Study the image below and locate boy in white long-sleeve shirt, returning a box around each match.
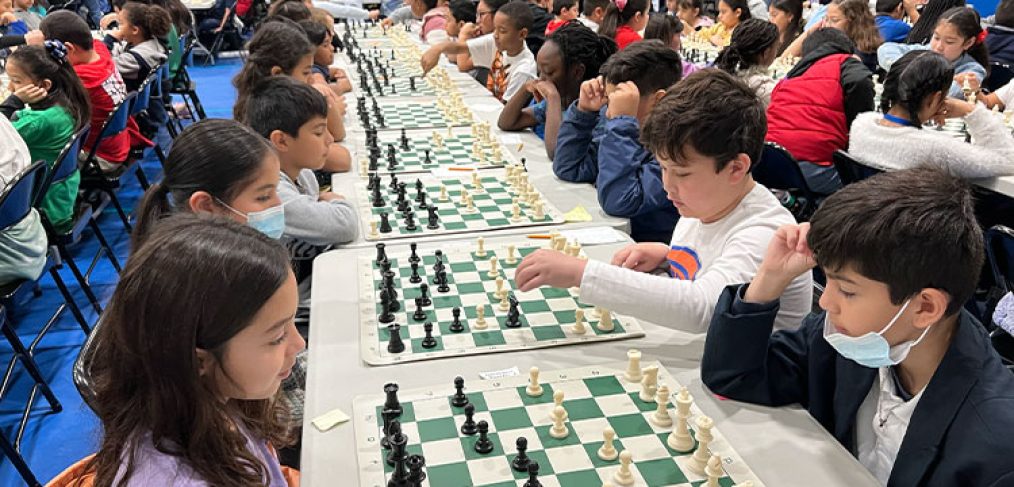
[515,69,812,333]
[245,77,358,292]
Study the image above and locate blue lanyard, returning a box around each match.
[883,113,918,127]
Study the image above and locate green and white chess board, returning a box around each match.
[359,240,644,365]
[357,167,565,241]
[360,131,513,175]
[357,101,471,131]
[353,362,764,486]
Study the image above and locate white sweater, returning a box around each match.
[579,183,813,333]
[848,107,1014,178]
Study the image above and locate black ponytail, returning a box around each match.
[123,2,173,40]
[549,21,619,82]
[598,0,649,38]
[879,50,953,127]
[714,18,778,72]
[8,42,91,131]
[904,0,964,44]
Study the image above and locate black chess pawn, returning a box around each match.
[474,420,494,454]
[449,307,464,332]
[451,376,469,407]
[404,212,418,231]
[413,297,427,322]
[409,261,422,283]
[436,270,451,293]
[427,206,440,229]
[460,403,477,435]
[375,243,387,265]
[384,271,400,306]
[511,437,531,472]
[400,128,410,150]
[406,454,426,487]
[417,192,429,210]
[523,461,542,487]
[424,149,432,165]
[432,250,445,273]
[418,283,432,306]
[410,76,416,91]
[379,213,393,233]
[420,322,437,349]
[387,324,406,353]
[414,180,426,202]
[389,173,400,191]
[383,382,403,416]
[379,291,396,324]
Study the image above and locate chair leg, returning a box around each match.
[49,267,91,335]
[135,163,151,190]
[0,430,41,487]
[87,216,122,273]
[104,189,133,233]
[153,145,167,170]
[187,89,207,120]
[55,243,103,316]
[1,321,62,413]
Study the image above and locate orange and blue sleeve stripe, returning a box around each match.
[667,245,702,281]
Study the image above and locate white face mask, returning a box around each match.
[823,299,932,368]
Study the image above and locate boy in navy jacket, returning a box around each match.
[552,39,680,242]
[702,167,1014,486]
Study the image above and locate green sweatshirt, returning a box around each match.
[13,105,78,232]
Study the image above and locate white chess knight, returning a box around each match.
[624,350,643,383]
[474,306,488,330]
[687,415,716,476]
[668,387,696,452]
[526,367,543,396]
[572,309,587,335]
[613,450,635,485]
[640,365,659,402]
[597,427,619,461]
[550,405,569,438]
[651,385,673,427]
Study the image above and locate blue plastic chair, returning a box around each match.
[80,91,142,232]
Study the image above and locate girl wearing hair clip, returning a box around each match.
[598,0,650,49]
[1,40,92,233]
[878,6,989,99]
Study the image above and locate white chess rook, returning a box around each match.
[624,350,643,383]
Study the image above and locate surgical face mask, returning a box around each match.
[216,198,286,239]
[823,299,932,368]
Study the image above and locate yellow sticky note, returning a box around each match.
[563,206,593,223]
[312,407,350,432]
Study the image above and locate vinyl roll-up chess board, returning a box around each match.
[352,362,765,487]
[354,98,473,132]
[358,240,644,365]
[357,126,516,175]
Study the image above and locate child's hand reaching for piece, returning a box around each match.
[577,77,607,113]
[606,81,640,119]
[13,84,47,104]
[420,45,442,75]
[610,243,669,272]
[514,249,588,291]
[746,223,816,303]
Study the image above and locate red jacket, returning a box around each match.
[766,53,851,167]
[614,25,642,50]
[74,40,130,163]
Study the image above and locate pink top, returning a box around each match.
[421,7,448,42]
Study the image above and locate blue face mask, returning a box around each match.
[217,199,286,239]
[823,299,932,368]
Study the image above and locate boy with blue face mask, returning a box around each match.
[701,167,1014,486]
[244,77,359,294]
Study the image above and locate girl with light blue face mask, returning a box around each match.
[132,119,287,248]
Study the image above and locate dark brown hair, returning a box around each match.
[85,213,294,486]
[808,167,983,316]
[830,0,883,53]
[232,20,313,122]
[8,44,91,131]
[122,2,172,40]
[640,69,765,171]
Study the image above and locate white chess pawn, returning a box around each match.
[487,256,499,278]
[668,387,696,452]
[495,276,506,299]
[505,245,517,264]
[474,306,488,330]
[476,237,487,257]
[572,309,587,335]
[464,193,477,213]
[652,385,673,427]
[596,308,615,332]
[565,242,579,257]
[526,366,543,396]
[499,291,510,311]
[553,390,568,421]
[706,454,723,487]
[597,427,618,460]
[687,415,715,476]
[511,203,523,222]
[624,350,643,383]
[640,365,659,402]
[613,450,635,485]
[550,406,569,439]
[369,221,378,238]
[533,201,545,220]
[439,185,448,201]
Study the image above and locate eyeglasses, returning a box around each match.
[477,9,493,17]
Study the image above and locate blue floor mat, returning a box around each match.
[0,58,243,486]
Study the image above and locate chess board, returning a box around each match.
[353,361,765,486]
[358,241,644,365]
[360,131,514,174]
[356,101,471,131]
[366,76,437,97]
[356,167,565,241]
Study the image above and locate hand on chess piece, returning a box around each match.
[514,249,588,292]
[319,192,346,202]
[24,30,44,45]
[744,223,816,303]
[12,83,47,104]
[605,81,641,119]
[526,79,560,104]
[369,9,381,20]
[610,243,670,272]
[953,73,981,94]
[577,76,608,113]
[381,17,395,28]
[421,45,443,75]
[940,98,975,120]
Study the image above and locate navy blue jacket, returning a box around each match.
[702,284,1014,487]
[987,25,1014,66]
[552,101,678,243]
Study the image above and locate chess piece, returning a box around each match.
[533,202,545,220]
[375,243,388,264]
[668,386,696,452]
[476,237,487,257]
[436,270,450,293]
[449,307,465,332]
[511,202,523,222]
[652,385,673,427]
[439,185,448,201]
[495,276,506,299]
[408,242,420,263]
[526,367,543,396]
[640,365,659,402]
[421,322,437,349]
[473,306,488,330]
[706,454,723,487]
[686,415,715,475]
[379,291,396,324]
[380,407,399,449]
[460,403,478,435]
[464,193,476,213]
[406,454,426,487]
[624,350,643,383]
[473,420,494,454]
[385,420,408,467]
[451,376,469,407]
[369,220,379,238]
[550,406,569,438]
[409,262,421,284]
[383,383,403,417]
[512,437,531,472]
[572,309,587,334]
[505,295,521,327]
[523,461,542,487]
[613,451,635,485]
[499,292,510,311]
[553,390,568,421]
[426,206,440,229]
[387,324,406,353]
[379,212,393,233]
[400,128,409,150]
[413,297,427,322]
[419,283,432,306]
[404,211,418,231]
[598,427,619,461]
[505,245,517,264]
[487,256,499,278]
[596,308,615,332]
[389,451,410,487]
